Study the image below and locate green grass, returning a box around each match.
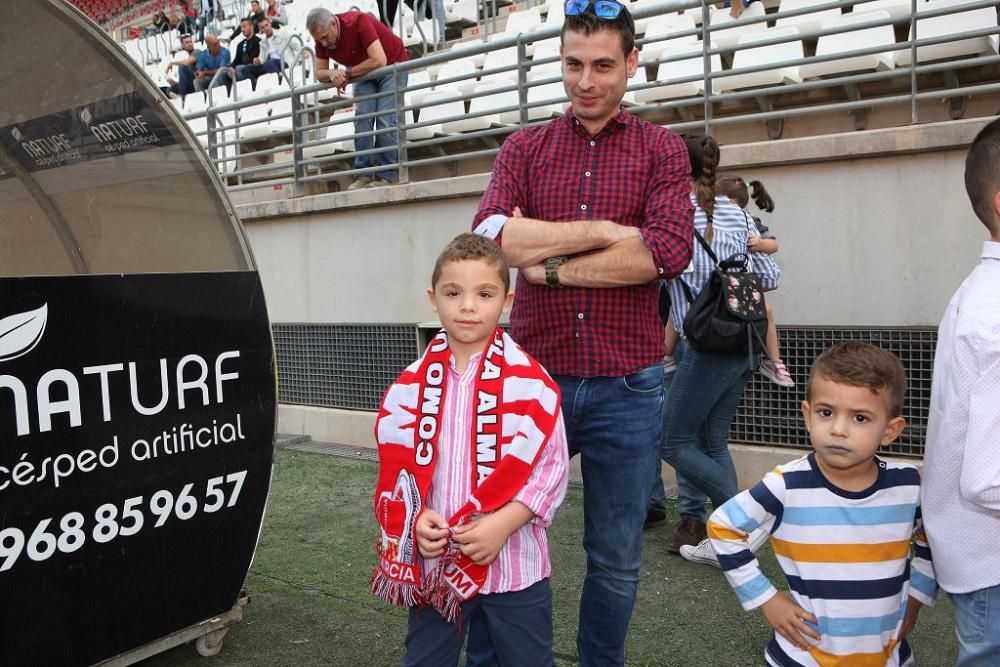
[142,449,958,666]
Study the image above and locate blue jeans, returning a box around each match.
[235,58,282,85]
[353,71,406,183]
[170,64,197,97]
[950,584,1000,666]
[402,579,553,667]
[659,340,754,515]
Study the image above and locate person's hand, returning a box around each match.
[415,509,449,559]
[166,62,175,74]
[747,236,761,252]
[451,513,511,566]
[196,71,206,80]
[330,68,348,90]
[521,263,546,285]
[253,57,261,65]
[511,206,523,217]
[899,597,923,640]
[760,591,820,650]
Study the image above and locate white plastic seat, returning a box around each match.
[268,97,296,135]
[234,78,255,101]
[238,98,273,140]
[641,13,698,64]
[434,56,480,96]
[443,78,518,132]
[303,111,355,160]
[530,38,562,77]
[716,27,804,91]
[709,1,768,49]
[847,0,922,19]
[255,72,282,95]
[404,69,434,108]
[481,47,522,82]
[444,40,489,71]
[896,0,998,65]
[518,77,568,121]
[800,11,896,78]
[414,90,464,138]
[775,0,844,35]
[542,0,565,25]
[497,7,542,37]
[634,43,723,101]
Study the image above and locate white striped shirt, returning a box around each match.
[709,454,937,667]
[666,195,781,333]
[418,351,569,594]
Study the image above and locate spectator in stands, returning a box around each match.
[195,0,214,42]
[230,0,266,40]
[163,33,201,98]
[655,134,779,565]
[922,117,1000,667]
[177,0,198,34]
[265,0,287,28]
[469,2,694,664]
[236,17,289,85]
[151,10,170,34]
[307,7,409,190]
[228,18,262,87]
[193,34,233,92]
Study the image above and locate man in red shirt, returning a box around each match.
[470,1,693,664]
[307,8,409,190]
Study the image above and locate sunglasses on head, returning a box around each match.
[564,0,627,19]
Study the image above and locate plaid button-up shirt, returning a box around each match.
[473,109,694,378]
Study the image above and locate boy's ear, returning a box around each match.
[426,287,438,313]
[881,416,906,446]
[502,291,514,314]
[800,400,812,431]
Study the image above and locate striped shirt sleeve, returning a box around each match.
[709,469,786,611]
[512,412,569,527]
[745,217,781,291]
[909,502,938,606]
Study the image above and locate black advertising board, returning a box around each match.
[0,271,276,666]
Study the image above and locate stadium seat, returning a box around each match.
[481,46,523,83]
[303,111,356,160]
[775,0,844,34]
[716,27,805,91]
[433,56,480,96]
[709,1,768,48]
[519,76,568,121]
[530,38,562,76]
[411,89,464,139]
[442,77,519,132]
[634,42,723,101]
[847,0,923,19]
[641,13,699,64]
[800,10,896,78]
[896,0,998,65]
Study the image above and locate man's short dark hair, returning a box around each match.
[965,118,1000,234]
[240,17,253,25]
[560,2,635,58]
[807,342,907,417]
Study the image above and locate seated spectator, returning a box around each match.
[193,34,233,92]
[236,17,289,85]
[230,0,266,40]
[178,0,198,34]
[227,18,262,87]
[265,0,288,28]
[162,33,201,98]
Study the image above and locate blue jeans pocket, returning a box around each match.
[621,365,664,395]
[952,590,989,643]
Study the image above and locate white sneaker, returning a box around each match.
[347,176,373,190]
[679,538,720,568]
[680,529,770,569]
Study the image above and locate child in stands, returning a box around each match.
[717,174,794,388]
[371,233,568,667]
[709,342,936,666]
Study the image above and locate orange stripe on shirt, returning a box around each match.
[808,639,897,667]
[707,520,747,542]
[770,537,910,562]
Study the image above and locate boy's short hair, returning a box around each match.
[561,2,635,58]
[965,117,1000,233]
[431,233,511,292]
[807,342,906,417]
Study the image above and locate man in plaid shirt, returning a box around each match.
[470,2,694,663]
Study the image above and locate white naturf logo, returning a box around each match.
[0,305,48,362]
[0,304,241,437]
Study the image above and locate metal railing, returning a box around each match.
[175,0,1000,192]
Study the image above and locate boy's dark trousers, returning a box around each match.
[401,578,553,667]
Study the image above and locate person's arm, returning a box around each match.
[314,54,336,84]
[247,36,261,63]
[958,344,1000,510]
[450,501,535,566]
[512,412,569,528]
[523,132,695,288]
[746,220,781,291]
[748,236,779,254]
[471,137,637,267]
[900,501,937,638]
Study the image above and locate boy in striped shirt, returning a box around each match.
[709,342,937,666]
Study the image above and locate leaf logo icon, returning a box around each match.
[0,304,48,362]
[80,108,93,125]
[11,127,22,141]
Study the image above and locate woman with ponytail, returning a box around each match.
[648,135,780,564]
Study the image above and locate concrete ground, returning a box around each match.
[141,447,959,666]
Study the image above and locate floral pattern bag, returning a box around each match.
[680,230,769,364]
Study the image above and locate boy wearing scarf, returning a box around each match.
[371,233,569,666]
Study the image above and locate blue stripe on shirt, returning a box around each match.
[910,570,936,599]
[781,503,917,526]
[721,498,761,533]
[733,572,774,605]
[814,609,903,637]
[786,572,909,600]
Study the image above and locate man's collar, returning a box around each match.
[562,106,630,135]
[983,240,1000,260]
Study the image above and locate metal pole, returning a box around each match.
[394,65,410,184]
[701,0,712,134]
[291,88,306,196]
[910,0,918,123]
[517,39,529,125]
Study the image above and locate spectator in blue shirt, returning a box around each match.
[194,34,232,92]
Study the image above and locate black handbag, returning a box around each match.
[679,229,769,367]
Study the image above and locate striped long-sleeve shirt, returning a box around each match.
[709,454,937,667]
[418,350,569,594]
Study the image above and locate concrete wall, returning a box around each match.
[242,117,992,328]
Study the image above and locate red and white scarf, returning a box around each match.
[370,328,561,622]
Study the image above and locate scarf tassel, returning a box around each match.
[370,569,423,608]
[422,545,464,624]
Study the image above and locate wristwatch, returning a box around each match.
[544,256,568,288]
